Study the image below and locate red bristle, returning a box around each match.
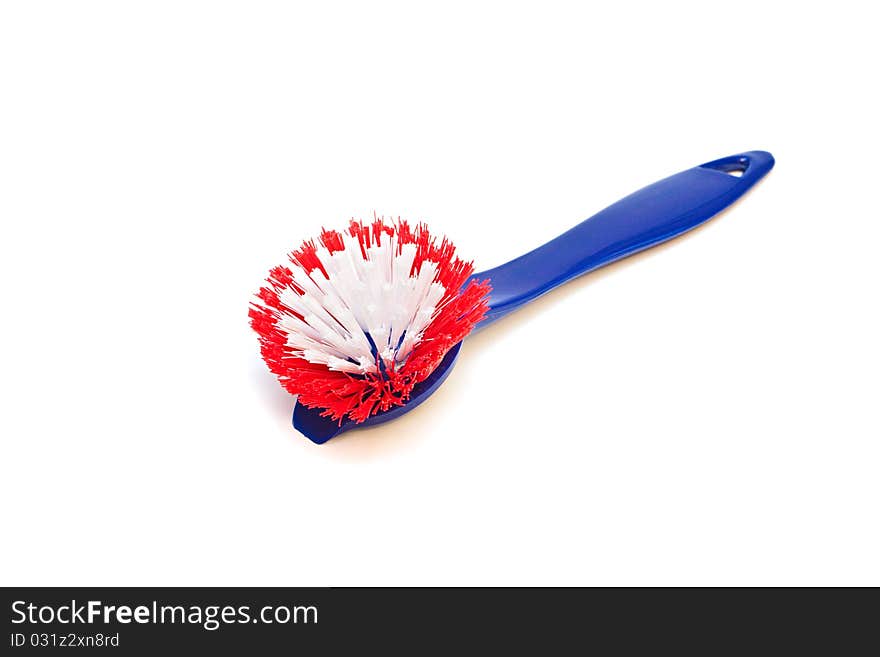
[290,239,328,277]
[319,228,345,254]
[267,265,294,288]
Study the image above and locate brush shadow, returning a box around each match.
[309,365,466,460]
[258,175,771,459]
[465,182,770,352]
[250,359,296,419]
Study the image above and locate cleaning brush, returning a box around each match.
[251,150,774,443]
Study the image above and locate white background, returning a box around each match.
[1,1,878,586]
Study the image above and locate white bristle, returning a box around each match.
[279,234,448,374]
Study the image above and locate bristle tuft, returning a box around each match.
[251,217,491,424]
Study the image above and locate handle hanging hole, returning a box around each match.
[701,155,750,177]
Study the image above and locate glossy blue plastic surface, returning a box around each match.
[293,150,774,443]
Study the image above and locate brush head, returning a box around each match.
[250,217,491,424]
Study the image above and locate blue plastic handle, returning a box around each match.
[472,150,774,326]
